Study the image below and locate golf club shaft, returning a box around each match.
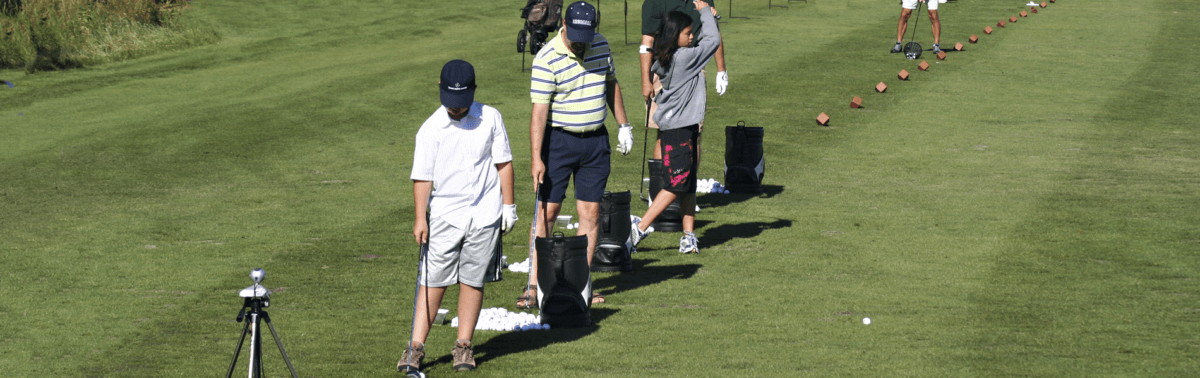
[639,98,651,200]
[405,242,427,367]
[526,187,540,300]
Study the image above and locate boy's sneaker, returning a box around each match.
[679,232,699,254]
[397,342,424,373]
[890,42,903,53]
[627,216,652,252]
[452,340,476,372]
[932,43,942,54]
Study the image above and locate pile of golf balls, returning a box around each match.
[450,307,549,331]
[697,178,730,194]
[565,222,580,230]
[507,257,532,273]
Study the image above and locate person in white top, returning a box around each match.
[892,0,942,54]
[400,60,516,373]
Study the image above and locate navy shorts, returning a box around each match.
[539,125,611,203]
[660,125,699,194]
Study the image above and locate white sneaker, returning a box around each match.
[627,216,652,253]
[679,232,699,254]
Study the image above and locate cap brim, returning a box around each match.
[565,26,594,43]
[440,89,474,109]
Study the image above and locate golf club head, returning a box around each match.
[404,370,426,378]
[904,42,923,60]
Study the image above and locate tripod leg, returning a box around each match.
[264,313,300,378]
[225,320,251,378]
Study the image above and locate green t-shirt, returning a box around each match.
[641,0,718,39]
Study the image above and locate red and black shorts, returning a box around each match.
[659,125,699,194]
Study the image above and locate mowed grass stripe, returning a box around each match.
[964,0,1200,375]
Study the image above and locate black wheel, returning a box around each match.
[517,29,528,53]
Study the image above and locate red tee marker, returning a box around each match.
[817,113,830,126]
[998,20,1006,28]
[1021,11,1028,17]
[1040,2,1047,7]
[954,42,965,51]
[1010,16,1018,23]
[937,51,947,60]
[918,61,930,71]
[970,35,979,43]
[898,69,910,80]
[851,96,863,109]
[875,82,888,93]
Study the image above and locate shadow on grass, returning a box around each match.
[433,308,619,368]
[592,258,702,298]
[696,184,785,210]
[699,218,793,248]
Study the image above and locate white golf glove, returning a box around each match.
[617,123,634,155]
[715,71,729,95]
[501,204,518,235]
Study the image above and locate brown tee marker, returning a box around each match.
[875,82,888,93]
[970,34,979,43]
[1032,7,1038,13]
[984,26,993,34]
[1010,16,1018,23]
[998,20,1006,28]
[954,42,965,51]
[1021,11,1028,17]
[817,113,830,126]
[937,51,947,60]
[1040,2,1047,7]
[850,96,863,109]
[898,69,910,80]
[918,61,930,71]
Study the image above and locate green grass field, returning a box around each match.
[3,0,1199,376]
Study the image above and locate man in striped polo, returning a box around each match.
[523,1,632,306]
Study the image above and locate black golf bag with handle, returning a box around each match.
[593,191,633,272]
[517,0,563,55]
[535,232,592,328]
[724,121,765,193]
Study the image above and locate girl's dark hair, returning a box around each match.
[653,11,693,70]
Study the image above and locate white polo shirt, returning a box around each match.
[411,102,513,230]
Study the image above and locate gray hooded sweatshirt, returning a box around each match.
[650,8,721,130]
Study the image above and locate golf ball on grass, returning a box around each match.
[863,317,871,325]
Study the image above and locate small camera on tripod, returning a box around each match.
[225,268,298,378]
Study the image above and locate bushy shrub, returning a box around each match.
[0,0,216,71]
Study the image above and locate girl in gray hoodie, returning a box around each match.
[629,0,721,254]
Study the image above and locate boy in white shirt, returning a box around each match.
[399,60,517,373]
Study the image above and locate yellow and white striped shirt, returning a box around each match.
[530,29,616,133]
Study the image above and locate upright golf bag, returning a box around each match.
[593,191,633,272]
[535,233,592,328]
[724,121,765,193]
[647,159,684,232]
[517,0,563,55]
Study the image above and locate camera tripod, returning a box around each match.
[225,294,298,378]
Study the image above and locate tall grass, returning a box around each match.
[0,0,217,71]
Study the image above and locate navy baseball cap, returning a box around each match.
[439,59,476,108]
[564,1,597,43]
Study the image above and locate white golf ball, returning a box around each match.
[863,317,871,325]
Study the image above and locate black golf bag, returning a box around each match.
[593,191,633,272]
[724,121,765,193]
[518,0,563,55]
[535,233,592,328]
[647,159,685,232]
